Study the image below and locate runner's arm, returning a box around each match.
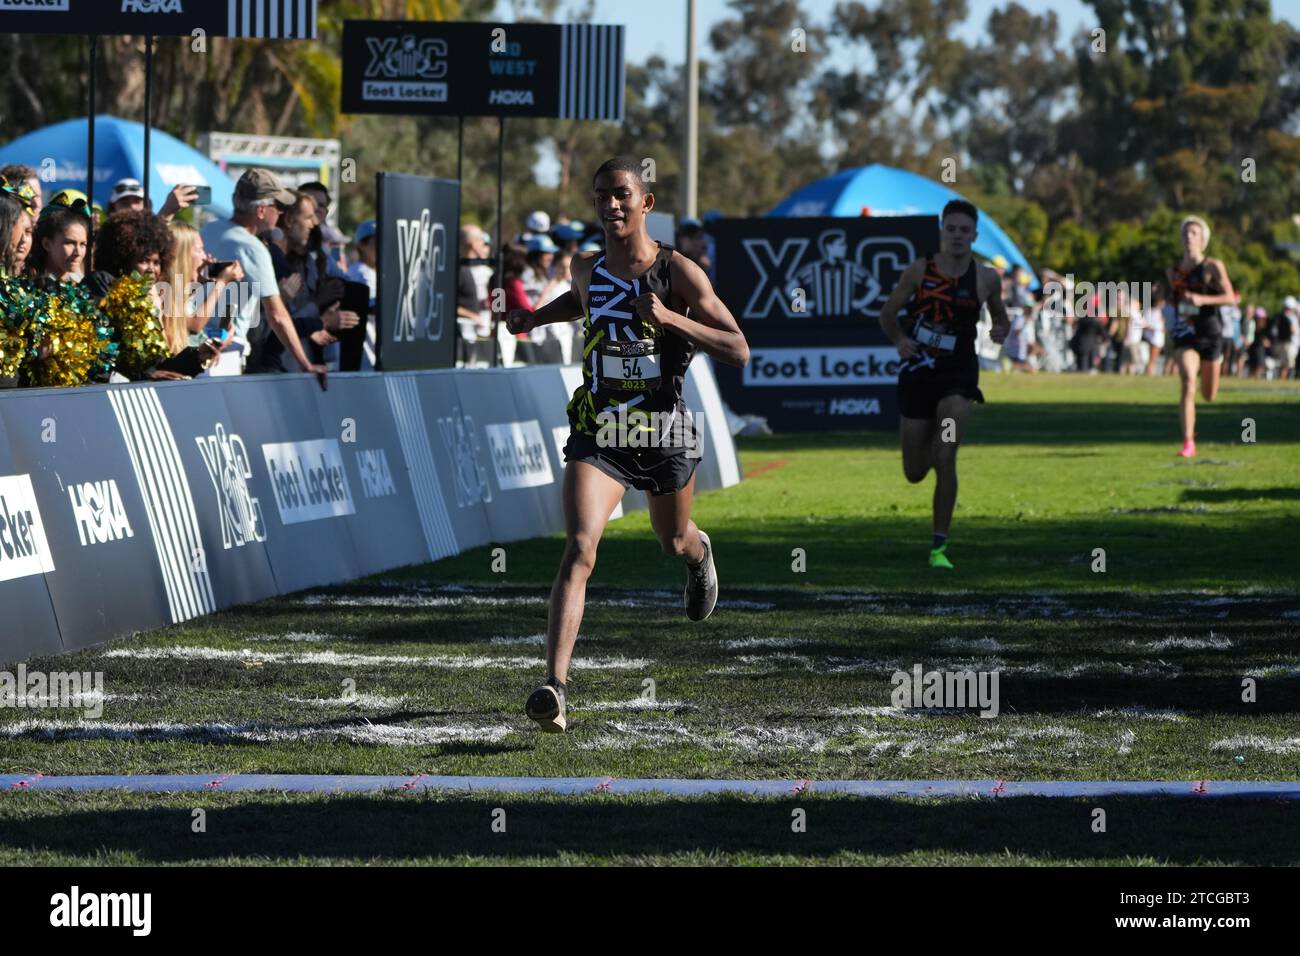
[634,253,749,367]
[1189,260,1236,307]
[879,259,924,357]
[983,267,1011,344]
[506,254,592,333]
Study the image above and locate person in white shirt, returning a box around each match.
[199,168,325,377]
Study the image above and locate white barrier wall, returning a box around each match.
[0,363,742,664]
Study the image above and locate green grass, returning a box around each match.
[2,373,1298,865]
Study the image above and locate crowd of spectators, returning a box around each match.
[985,258,1300,380]
[454,209,712,367]
[0,164,371,387]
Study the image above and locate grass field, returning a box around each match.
[2,373,1298,866]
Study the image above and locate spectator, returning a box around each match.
[545,251,580,364]
[552,220,584,255]
[675,217,711,272]
[0,164,42,218]
[1246,307,1270,379]
[251,190,357,373]
[1140,285,1168,376]
[455,224,494,366]
[165,220,242,357]
[492,243,532,366]
[27,206,89,282]
[199,168,325,377]
[1071,300,1105,374]
[344,218,378,370]
[522,234,558,302]
[520,210,550,244]
[82,209,172,299]
[1273,297,1298,379]
[107,178,146,216]
[0,192,32,277]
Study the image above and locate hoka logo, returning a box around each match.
[122,0,182,12]
[489,90,534,105]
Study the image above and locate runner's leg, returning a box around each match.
[1177,347,1200,441]
[647,472,704,563]
[931,394,972,537]
[1200,355,1222,402]
[901,416,936,484]
[546,460,626,682]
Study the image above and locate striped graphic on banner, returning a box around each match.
[384,376,458,561]
[227,0,318,39]
[559,24,624,120]
[107,388,216,624]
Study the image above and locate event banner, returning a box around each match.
[0,362,740,665]
[0,0,317,38]
[708,216,938,431]
[376,172,460,371]
[341,19,624,120]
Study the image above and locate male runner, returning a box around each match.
[877,199,1010,569]
[507,156,750,732]
[1167,216,1236,457]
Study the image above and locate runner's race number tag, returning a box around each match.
[1177,301,1200,317]
[600,339,662,392]
[913,320,957,352]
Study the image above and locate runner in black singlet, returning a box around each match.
[878,200,1010,570]
[506,156,750,733]
[1167,215,1236,458]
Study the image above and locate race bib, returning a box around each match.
[913,320,956,352]
[599,339,662,392]
[1177,301,1199,317]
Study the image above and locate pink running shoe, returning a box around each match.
[1179,438,1196,458]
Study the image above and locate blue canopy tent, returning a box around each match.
[770,163,1037,286]
[0,116,238,219]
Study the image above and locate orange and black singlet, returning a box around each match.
[901,257,981,374]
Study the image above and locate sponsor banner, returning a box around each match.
[0,365,741,664]
[309,374,433,577]
[709,215,936,431]
[342,20,624,120]
[745,347,903,386]
[377,173,459,371]
[261,439,356,525]
[0,389,175,649]
[0,0,318,38]
[220,377,365,593]
[403,372,490,555]
[451,371,553,544]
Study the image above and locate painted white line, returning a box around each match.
[101,647,651,670]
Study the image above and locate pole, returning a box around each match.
[87,35,98,221]
[456,115,464,185]
[493,116,505,368]
[683,0,699,220]
[143,34,153,210]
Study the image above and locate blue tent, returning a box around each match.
[0,115,238,219]
[770,163,1036,284]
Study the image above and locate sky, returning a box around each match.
[573,0,1300,64]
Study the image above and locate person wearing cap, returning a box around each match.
[552,220,585,255]
[1167,215,1237,457]
[1267,295,1299,380]
[675,217,711,272]
[110,176,204,223]
[522,210,551,242]
[198,168,326,377]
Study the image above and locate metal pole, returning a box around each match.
[493,116,505,368]
[87,35,98,217]
[456,114,464,185]
[683,0,699,220]
[143,34,153,210]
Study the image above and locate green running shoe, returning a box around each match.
[929,544,954,569]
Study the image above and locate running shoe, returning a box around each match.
[685,530,718,622]
[929,544,955,569]
[525,677,567,733]
[1179,438,1196,458]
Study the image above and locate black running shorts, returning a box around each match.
[898,365,985,420]
[563,430,700,496]
[1174,334,1224,362]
